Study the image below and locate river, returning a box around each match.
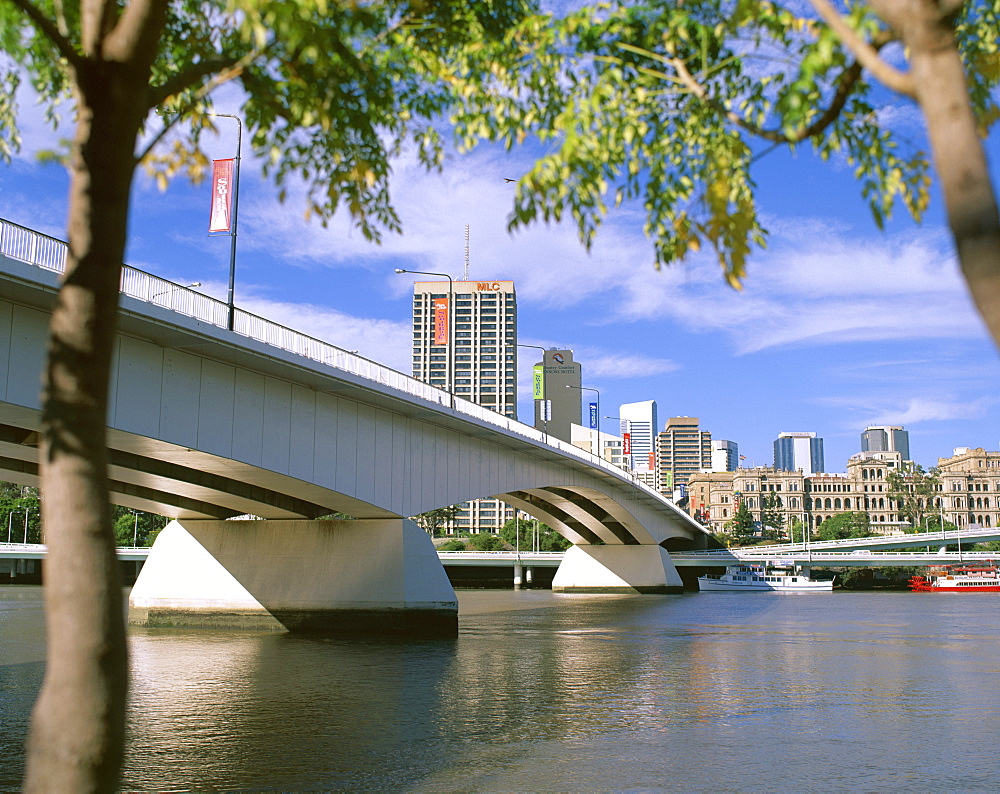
[3,585,1000,791]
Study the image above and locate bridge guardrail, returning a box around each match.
[1,218,683,515]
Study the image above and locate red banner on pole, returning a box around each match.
[209,159,235,232]
[433,297,449,345]
[622,432,631,455]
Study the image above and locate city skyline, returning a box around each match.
[1,84,998,473]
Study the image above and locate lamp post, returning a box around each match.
[566,384,600,457]
[395,268,455,407]
[605,415,633,472]
[518,344,548,437]
[209,113,243,331]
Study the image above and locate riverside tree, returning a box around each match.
[0,0,536,788]
[449,0,1000,345]
[413,506,461,538]
[759,491,786,539]
[886,462,941,529]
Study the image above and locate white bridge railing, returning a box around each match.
[0,217,678,512]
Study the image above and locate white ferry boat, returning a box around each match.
[698,564,834,592]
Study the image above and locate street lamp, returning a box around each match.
[605,415,633,471]
[566,384,600,457]
[210,113,243,332]
[152,281,202,301]
[395,268,455,407]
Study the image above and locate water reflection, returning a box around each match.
[4,588,1000,791]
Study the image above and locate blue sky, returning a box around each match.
[1,76,998,474]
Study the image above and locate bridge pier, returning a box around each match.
[128,518,457,637]
[551,544,684,594]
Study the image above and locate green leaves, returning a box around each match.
[446,0,966,288]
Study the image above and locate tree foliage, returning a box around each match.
[448,0,1000,344]
[759,490,785,538]
[886,462,940,529]
[499,516,571,551]
[0,482,42,543]
[413,505,461,537]
[815,510,871,540]
[111,507,167,547]
[726,500,755,540]
[465,532,506,551]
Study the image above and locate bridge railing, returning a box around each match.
[0,217,677,510]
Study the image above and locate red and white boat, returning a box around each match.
[909,563,1000,592]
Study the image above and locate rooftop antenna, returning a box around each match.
[463,224,470,281]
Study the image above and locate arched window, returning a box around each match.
[834,498,842,509]
[879,498,885,509]
[844,498,852,509]
[824,498,832,509]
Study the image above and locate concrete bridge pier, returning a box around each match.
[551,544,684,594]
[128,518,457,637]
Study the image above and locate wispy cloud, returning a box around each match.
[818,393,999,428]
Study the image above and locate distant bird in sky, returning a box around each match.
[503,178,516,183]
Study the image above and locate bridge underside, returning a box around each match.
[0,405,396,521]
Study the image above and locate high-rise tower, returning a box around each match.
[410,279,517,419]
[408,277,517,534]
[861,426,910,461]
[619,400,658,472]
[533,349,580,443]
[774,431,825,475]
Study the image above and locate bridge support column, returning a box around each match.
[129,518,457,637]
[552,545,684,594]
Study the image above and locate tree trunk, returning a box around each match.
[872,0,1000,348]
[23,63,146,792]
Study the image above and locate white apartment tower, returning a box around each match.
[409,278,517,534]
[410,279,517,419]
[619,400,658,472]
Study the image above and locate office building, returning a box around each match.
[619,400,658,472]
[711,439,739,472]
[774,431,825,475]
[937,447,1000,529]
[410,279,517,419]
[571,424,628,470]
[656,417,712,493]
[862,425,911,461]
[533,349,580,443]
[409,278,517,533]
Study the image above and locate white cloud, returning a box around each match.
[818,394,999,428]
[229,290,412,372]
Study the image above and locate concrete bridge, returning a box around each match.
[0,218,711,635]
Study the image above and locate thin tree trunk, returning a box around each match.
[23,68,142,793]
[872,0,1000,348]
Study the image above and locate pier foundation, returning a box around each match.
[551,544,684,594]
[129,518,457,637]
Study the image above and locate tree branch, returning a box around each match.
[103,0,167,68]
[147,56,242,109]
[808,0,916,97]
[137,52,256,165]
[3,0,81,68]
